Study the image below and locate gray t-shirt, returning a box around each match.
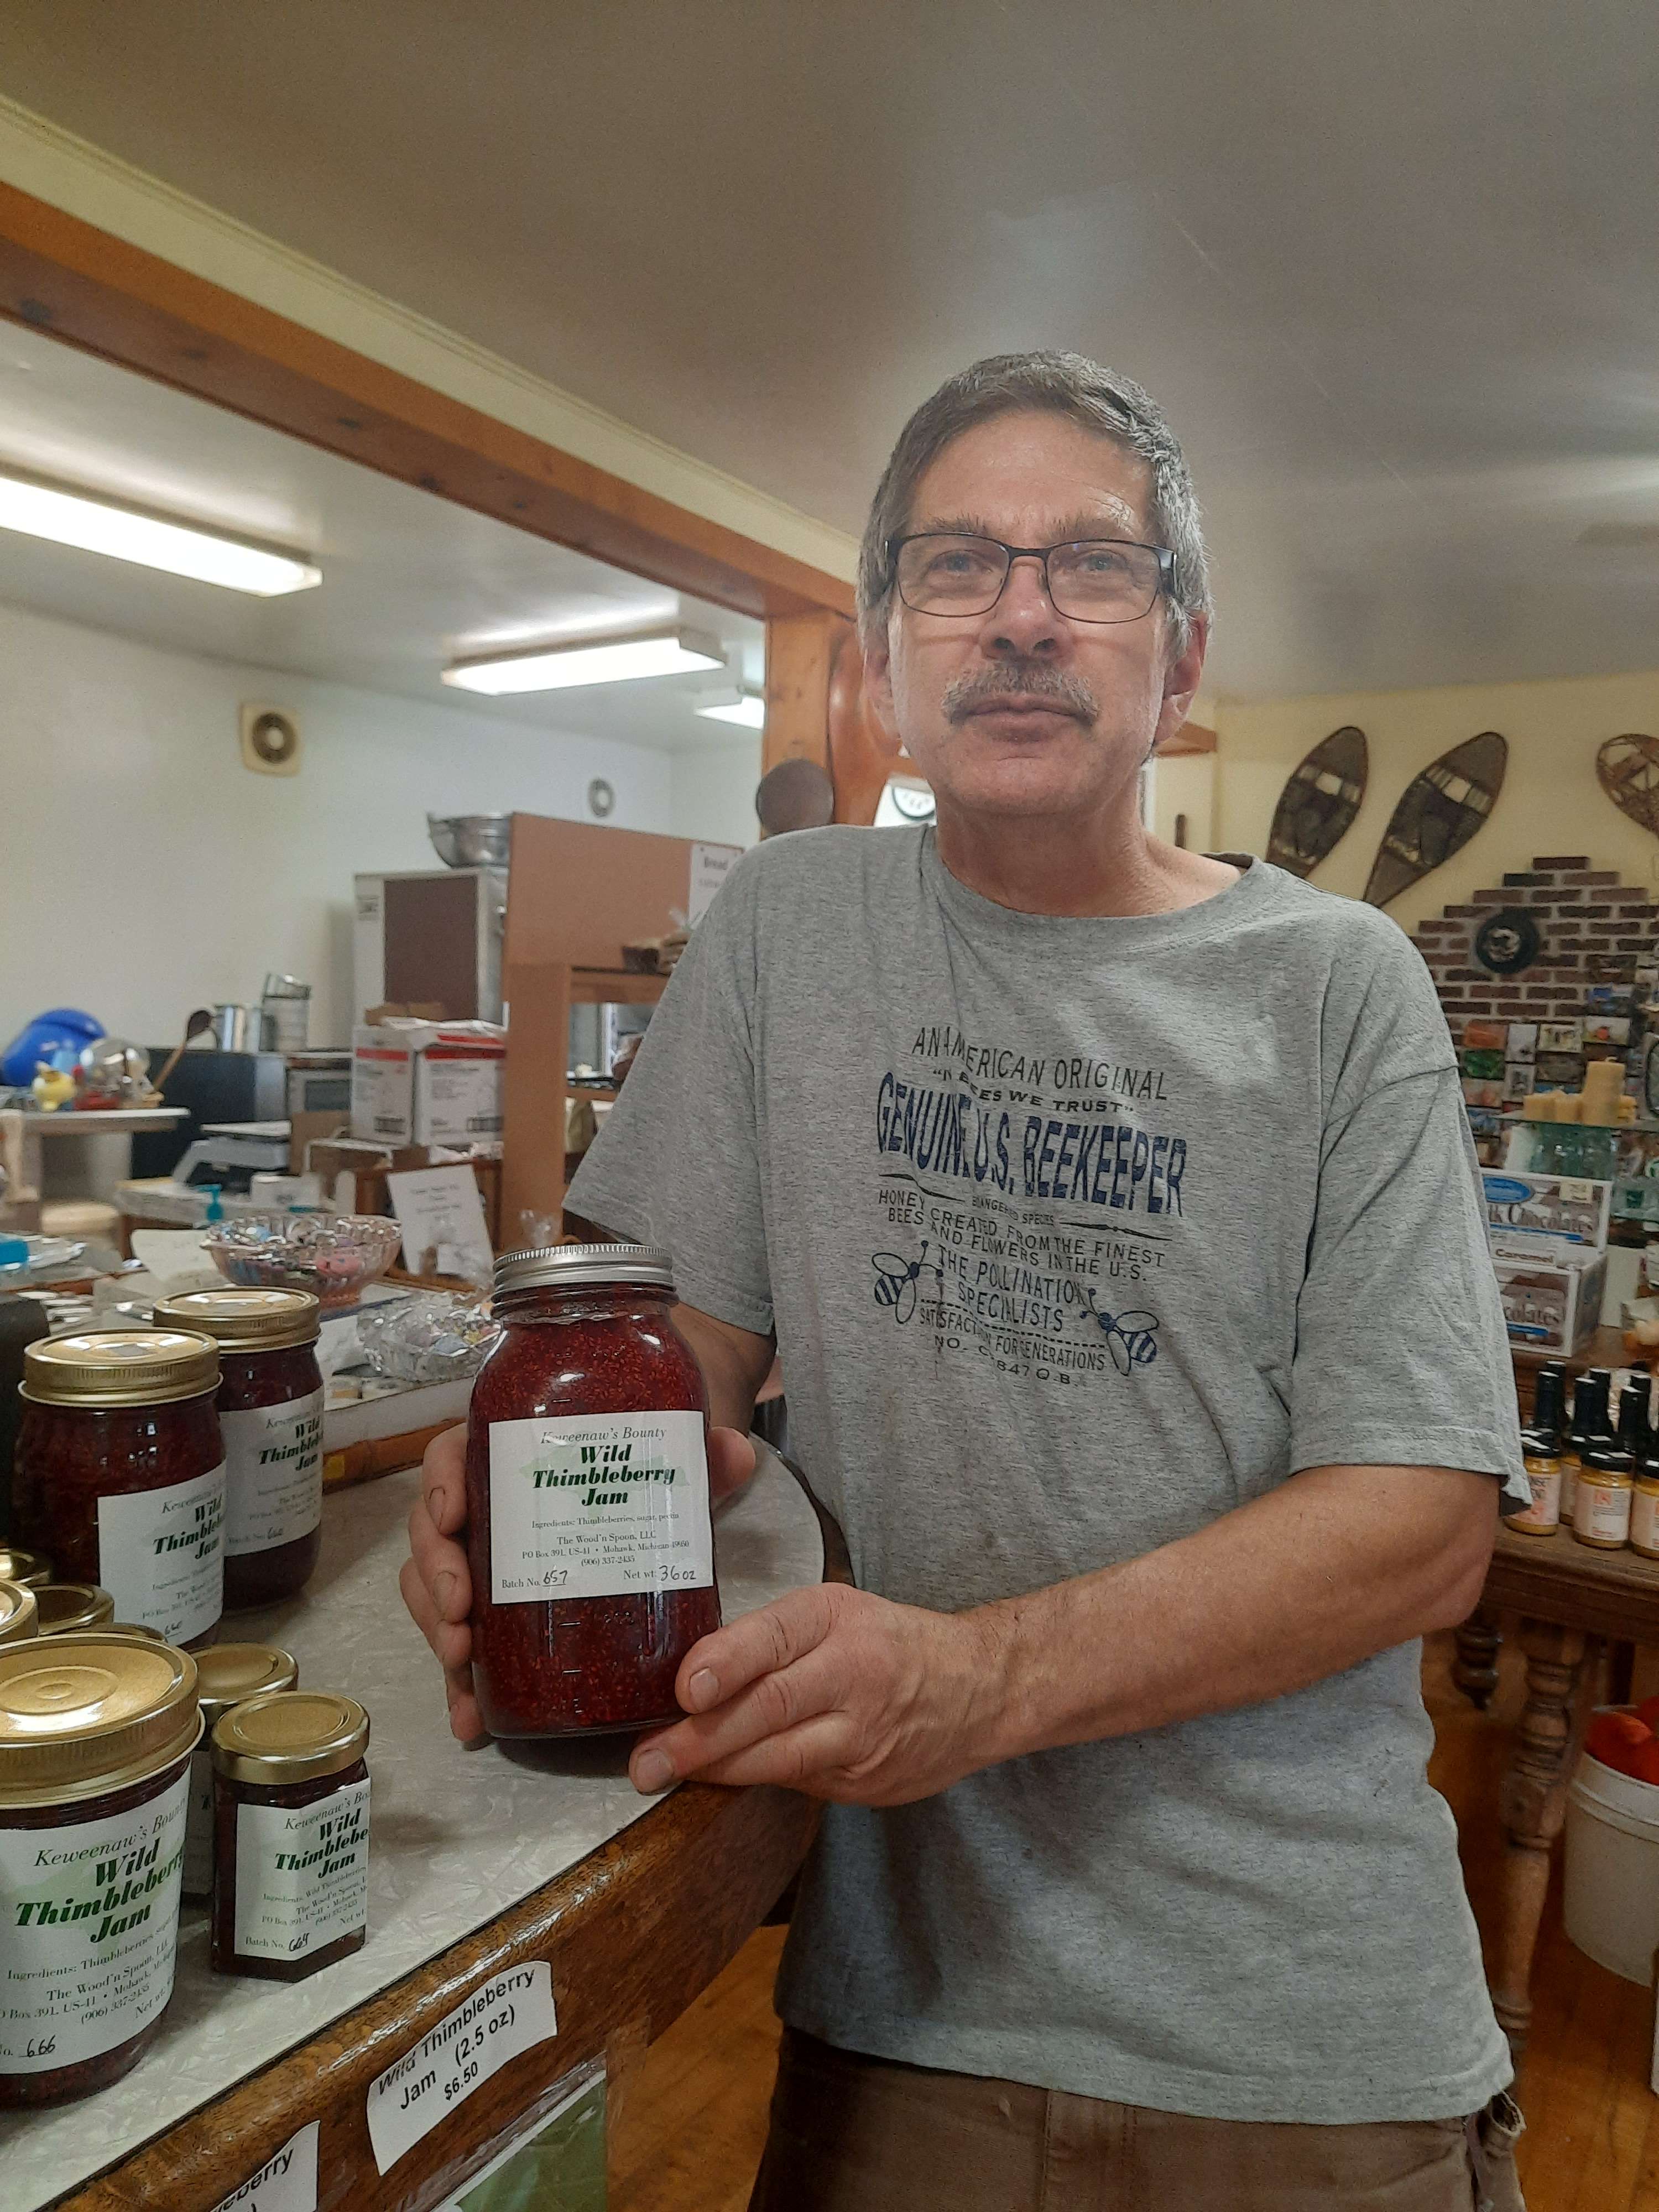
[567,827,1527,2126]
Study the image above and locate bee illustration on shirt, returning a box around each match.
[1080,1287,1161,1375]
[870,1241,943,1326]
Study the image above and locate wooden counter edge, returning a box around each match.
[58,1457,850,2212]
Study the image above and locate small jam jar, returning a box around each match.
[1573,1448,1634,1550]
[465,1244,719,1739]
[182,1642,299,1901]
[15,1332,225,1649]
[154,1291,325,1609]
[34,1584,115,1638]
[0,1548,52,1592]
[0,1580,37,1645]
[0,1633,199,2106]
[1632,1473,1659,1561]
[210,1689,369,1981]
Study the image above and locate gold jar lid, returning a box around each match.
[153,1288,321,1354]
[0,1635,200,1806]
[21,1329,220,1408]
[0,1547,51,1590]
[35,1583,116,1637]
[109,1622,169,1644]
[0,1580,38,1646]
[195,1642,300,1722]
[211,1689,368,1786]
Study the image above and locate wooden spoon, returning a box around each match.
[145,1008,212,1102]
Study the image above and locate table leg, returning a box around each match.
[1491,1619,1596,2057]
[1453,1606,1503,1709]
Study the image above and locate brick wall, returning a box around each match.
[1410,854,1659,1035]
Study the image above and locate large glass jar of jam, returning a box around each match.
[182,1642,299,1901]
[154,1291,324,1608]
[0,1632,199,2106]
[465,1244,720,1739]
[15,1332,225,1650]
[35,1584,114,1637]
[210,1689,369,1981]
[0,1579,36,1645]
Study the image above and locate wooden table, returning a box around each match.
[1456,1327,1659,2055]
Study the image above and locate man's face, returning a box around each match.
[863,411,1206,823]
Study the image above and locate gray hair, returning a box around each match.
[856,350,1212,659]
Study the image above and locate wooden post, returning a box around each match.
[763,609,845,773]
[1452,1606,1504,1710]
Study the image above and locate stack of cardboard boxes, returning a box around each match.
[1483,1168,1611,1354]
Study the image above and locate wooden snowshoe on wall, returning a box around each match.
[1597,733,1659,837]
[1362,730,1508,909]
[1266,724,1368,878]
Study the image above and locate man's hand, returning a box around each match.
[400,1420,759,1742]
[627,1584,1005,1806]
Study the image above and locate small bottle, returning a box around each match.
[1574,1377,1641,1550]
[210,1690,370,1981]
[1562,1368,1613,1527]
[181,1642,300,1902]
[1512,1365,1567,1535]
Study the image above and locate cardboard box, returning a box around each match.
[351,1020,505,1147]
[1481,1170,1612,1251]
[1492,1250,1607,1354]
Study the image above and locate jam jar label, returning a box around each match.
[0,1765,189,2073]
[98,1460,226,1643]
[488,1411,713,1603]
[221,1389,325,1557]
[234,1778,371,1963]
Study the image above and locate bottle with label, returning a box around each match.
[0,1634,200,2106]
[1512,1364,1567,1535]
[13,1333,226,1648]
[181,1642,299,1901]
[466,1244,721,1738]
[153,1290,324,1609]
[1574,1378,1641,1550]
[210,1689,369,1981]
[1562,1368,1614,1527]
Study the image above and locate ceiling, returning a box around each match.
[1,1,1656,702]
[0,320,764,753]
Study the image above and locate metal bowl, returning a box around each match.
[427,813,513,869]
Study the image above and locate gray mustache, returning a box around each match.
[942,662,1099,726]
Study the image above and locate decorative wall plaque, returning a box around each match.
[1473,907,1541,975]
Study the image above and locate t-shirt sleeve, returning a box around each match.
[563,864,775,1339]
[1288,934,1529,1511]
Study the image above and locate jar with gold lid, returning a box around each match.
[0,1580,36,1646]
[0,1633,200,2106]
[154,1291,324,1609]
[14,1332,225,1649]
[210,1689,369,1980]
[34,1584,114,1638]
[0,1547,51,1592]
[1573,1442,1634,1550]
[182,1642,300,1901]
[1631,1474,1659,1561]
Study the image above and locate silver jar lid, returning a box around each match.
[493,1242,675,1297]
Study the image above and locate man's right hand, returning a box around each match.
[400,1420,763,1742]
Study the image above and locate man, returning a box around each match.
[404,352,1530,2209]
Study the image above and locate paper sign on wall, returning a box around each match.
[366,1961,559,2174]
[387,1163,494,1284]
[688,841,742,925]
[210,2122,319,2212]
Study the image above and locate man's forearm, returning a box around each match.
[975,1464,1498,1765]
[672,1301,774,1434]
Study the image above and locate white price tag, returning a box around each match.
[366,1961,558,2174]
[688,839,741,925]
[210,2122,319,2212]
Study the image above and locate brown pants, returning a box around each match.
[748,2029,1526,2211]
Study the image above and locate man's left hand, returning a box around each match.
[627,1584,1007,1807]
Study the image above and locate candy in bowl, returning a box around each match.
[202,1213,404,1311]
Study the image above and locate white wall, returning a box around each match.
[670,737,760,851]
[0,599,677,1048]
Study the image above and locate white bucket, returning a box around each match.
[1564,1714,1659,1985]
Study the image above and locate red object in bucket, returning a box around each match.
[1586,1709,1655,1778]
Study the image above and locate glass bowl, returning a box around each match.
[202,1213,404,1311]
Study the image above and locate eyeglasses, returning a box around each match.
[887,533,1176,624]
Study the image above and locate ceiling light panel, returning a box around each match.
[0,471,321,595]
[443,625,725,695]
[695,692,766,729]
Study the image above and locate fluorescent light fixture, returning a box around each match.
[695,687,766,730]
[443,625,725,696]
[0,468,321,594]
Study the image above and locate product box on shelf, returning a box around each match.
[1491,1250,1608,1354]
[1506,1022,1539,1063]
[1481,1170,1613,1252]
[350,1020,506,1147]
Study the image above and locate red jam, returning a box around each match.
[154,1292,324,1609]
[465,1245,719,1737]
[15,1333,225,1650]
